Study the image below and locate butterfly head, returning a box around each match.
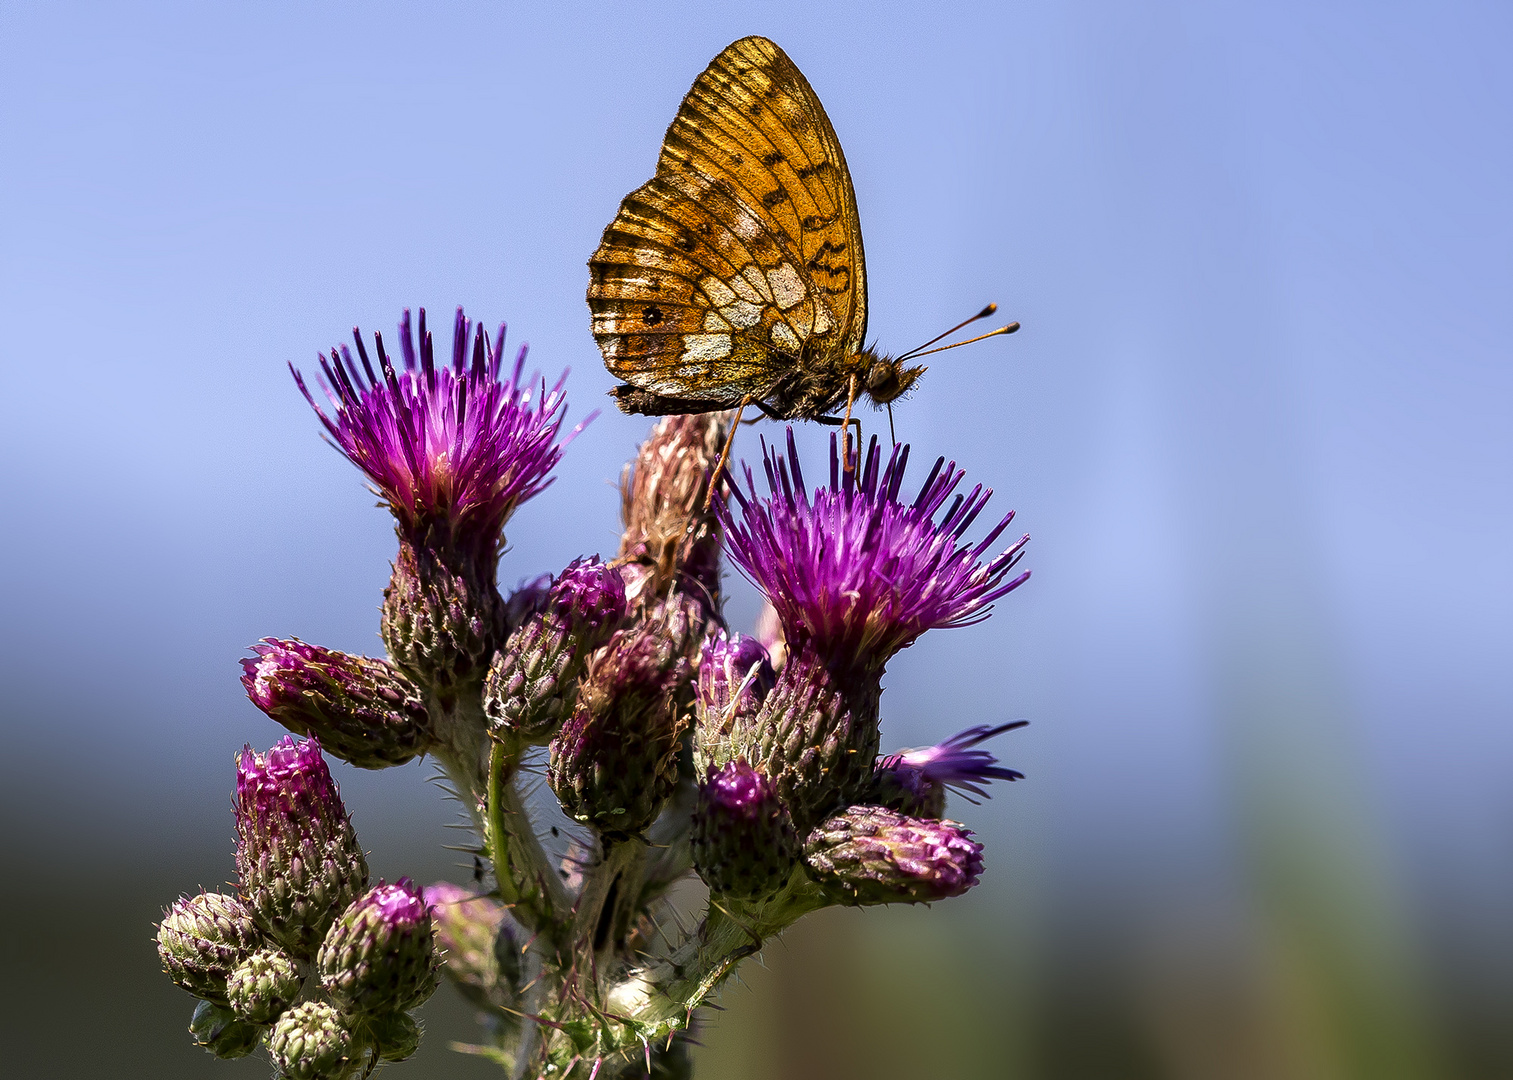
[860,350,926,406]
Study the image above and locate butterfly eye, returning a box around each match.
[865,359,925,404]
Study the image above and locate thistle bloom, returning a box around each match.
[717,430,1030,672]
[875,721,1027,816]
[292,306,589,560]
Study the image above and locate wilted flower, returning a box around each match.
[615,413,730,614]
[718,430,1030,673]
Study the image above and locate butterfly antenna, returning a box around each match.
[900,321,1020,361]
[898,303,1007,361]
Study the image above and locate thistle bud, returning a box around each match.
[423,882,514,1010]
[156,891,263,1005]
[503,573,552,630]
[744,648,880,835]
[365,1010,422,1062]
[318,878,439,1016]
[188,1000,265,1059]
[692,633,774,774]
[691,759,798,898]
[226,946,303,1024]
[547,627,687,835]
[241,639,432,770]
[803,806,983,906]
[267,1000,360,1080]
[234,736,369,957]
[382,537,507,692]
[484,558,627,741]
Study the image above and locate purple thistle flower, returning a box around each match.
[292,306,592,559]
[879,721,1027,805]
[717,430,1030,671]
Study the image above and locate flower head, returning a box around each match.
[241,639,431,770]
[293,306,590,558]
[717,431,1030,671]
[878,721,1027,810]
[803,806,984,905]
[234,736,368,956]
[318,877,438,1016]
[691,758,799,898]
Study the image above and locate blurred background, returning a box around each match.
[1,2,1508,1077]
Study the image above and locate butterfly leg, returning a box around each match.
[705,397,751,510]
[841,374,858,472]
[814,412,864,465]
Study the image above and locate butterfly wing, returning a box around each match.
[588,36,867,411]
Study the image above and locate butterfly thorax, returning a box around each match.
[756,344,924,420]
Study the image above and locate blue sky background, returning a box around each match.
[2,2,1509,1076]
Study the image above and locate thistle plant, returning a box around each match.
[156,306,1031,1079]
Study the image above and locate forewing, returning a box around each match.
[587,36,866,404]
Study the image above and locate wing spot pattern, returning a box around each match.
[721,299,764,328]
[767,264,806,310]
[770,322,801,352]
[681,334,733,362]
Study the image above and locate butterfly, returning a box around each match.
[586,36,1016,453]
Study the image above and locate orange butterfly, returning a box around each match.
[587,36,1015,456]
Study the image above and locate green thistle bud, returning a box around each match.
[547,625,688,836]
[267,1000,360,1080]
[318,878,439,1016]
[188,999,264,1059]
[226,946,303,1024]
[745,647,880,835]
[235,737,369,958]
[382,536,507,692]
[422,882,514,1010]
[241,639,432,769]
[364,1011,422,1062]
[157,891,263,1005]
[484,558,627,741]
[802,805,984,906]
[691,759,798,899]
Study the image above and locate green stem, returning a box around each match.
[487,740,571,939]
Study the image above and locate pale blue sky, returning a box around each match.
[2,1,1510,1070]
